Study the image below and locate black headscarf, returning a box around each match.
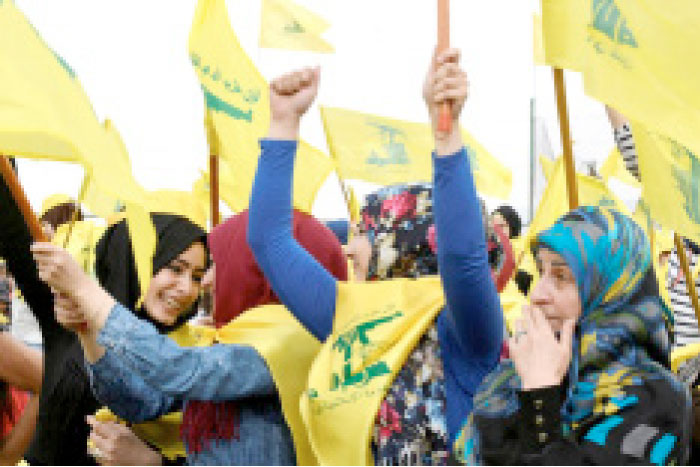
[95,213,208,333]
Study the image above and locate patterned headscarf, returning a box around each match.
[359,183,506,280]
[455,206,688,464]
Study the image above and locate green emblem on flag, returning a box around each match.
[672,143,700,225]
[330,311,403,391]
[365,122,410,167]
[284,20,305,34]
[591,0,638,48]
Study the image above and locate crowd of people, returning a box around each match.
[0,48,696,466]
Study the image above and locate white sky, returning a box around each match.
[12,0,619,224]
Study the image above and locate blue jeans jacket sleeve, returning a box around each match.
[88,350,176,423]
[95,304,277,402]
[433,149,503,364]
[248,139,338,340]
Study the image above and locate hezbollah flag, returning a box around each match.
[190,0,333,213]
[321,106,512,199]
[0,1,160,301]
[301,278,445,465]
[632,121,700,246]
[600,148,641,189]
[541,0,700,159]
[259,0,333,53]
[526,156,632,244]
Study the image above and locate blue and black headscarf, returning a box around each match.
[455,206,689,464]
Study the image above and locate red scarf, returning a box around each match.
[182,209,347,453]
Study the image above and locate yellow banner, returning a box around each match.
[300,278,445,465]
[321,106,512,199]
[633,122,700,245]
[526,156,632,244]
[542,0,700,157]
[190,0,333,212]
[0,3,163,299]
[259,0,333,53]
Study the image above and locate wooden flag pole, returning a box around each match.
[205,110,221,228]
[437,0,452,134]
[674,233,700,325]
[62,175,89,249]
[210,153,220,227]
[552,68,579,210]
[0,155,46,242]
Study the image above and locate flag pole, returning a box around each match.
[205,110,221,228]
[552,68,579,209]
[0,155,46,242]
[436,0,452,134]
[62,175,89,249]
[674,233,700,325]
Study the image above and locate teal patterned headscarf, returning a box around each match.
[454,206,687,464]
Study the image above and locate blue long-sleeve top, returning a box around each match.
[248,139,503,442]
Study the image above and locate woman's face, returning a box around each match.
[529,248,582,334]
[491,212,511,239]
[143,242,207,326]
[344,230,372,281]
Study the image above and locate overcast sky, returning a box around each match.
[13,0,618,223]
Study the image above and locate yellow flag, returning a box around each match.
[539,154,555,181]
[0,3,160,300]
[124,202,157,306]
[527,156,632,244]
[259,0,333,53]
[191,0,333,212]
[52,220,105,275]
[542,0,700,157]
[633,121,700,245]
[321,106,512,199]
[500,279,529,333]
[300,278,445,465]
[600,148,641,188]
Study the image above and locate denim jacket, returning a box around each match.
[88,304,296,465]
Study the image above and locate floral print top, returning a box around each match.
[372,323,449,465]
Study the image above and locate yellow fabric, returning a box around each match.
[346,184,360,224]
[0,4,163,303]
[500,279,528,334]
[539,154,555,181]
[321,106,512,199]
[52,220,104,275]
[632,122,700,245]
[509,236,537,278]
[190,0,333,213]
[124,202,156,307]
[40,194,72,217]
[671,342,700,375]
[300,278,445,465]
[527,156,632,245]
[215,305,320,466]
[260,0,333,53]
[600,148,641,188]
[542,0,700,160]
[89,324,215,460]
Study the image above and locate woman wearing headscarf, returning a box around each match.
[84,214,208,466]
[454,206,692,465]
[32,209,347,465]
[350,184,514,291]
[0,170,207,465]
[244,49,503,464]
